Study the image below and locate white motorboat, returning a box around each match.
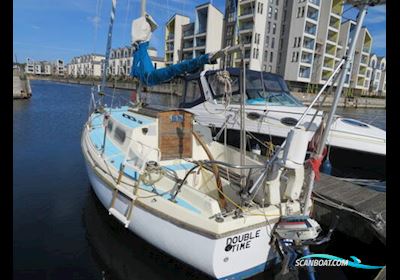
[176,68,385,180]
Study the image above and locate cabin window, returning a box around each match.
[114,126,126,144]
[179,79,205,108]
[107,120,114,133]
[207,74,240,103]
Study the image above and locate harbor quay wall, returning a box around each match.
[292,92,386,109]
[29,76,385,108]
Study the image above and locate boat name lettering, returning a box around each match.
[224,230,261,252]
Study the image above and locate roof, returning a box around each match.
[166,13,190,25]
[195,2,224,16]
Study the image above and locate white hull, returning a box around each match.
[188,104,386,156]
[85,161,277,279]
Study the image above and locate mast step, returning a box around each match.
[108,207,130,228]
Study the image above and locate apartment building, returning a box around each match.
[25,58,55,75]
[263,0,285,73]
[310,0,343,85]
[181,3,224,69]
[52,59,65,76]
[25,58,35,74]
[67,54,105,78]
[348,25,372,94]
[165,14,190,65]
[164,3,224,69]
[109,46,165,77]
[369,54,386,96]
[223,0,269,71]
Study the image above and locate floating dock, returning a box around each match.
[312,173,386,245]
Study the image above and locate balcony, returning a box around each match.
[331,0,342,16]
[327,30,338,43]
[307,7,319,21]
[322,70,333,81]
[323,58,334,69]
[325,44,336,56]
[357,77,365,87]
[361,55,369,65]
[305,22,317,36]
[196,39,206,48]
[183,30,194,37]
[239,8,253,17]
[359,66,367,76]
[329,16,340,30]
[166,34,174,41]
[240,35,253,45]
[239,23,254,33]
[299,66,311,79]
[303,38,315,50]
[362,46,370,53]
[308,0,320,6]
[183,43,194,49]
[301,52,313,64]
[166,43,174,51]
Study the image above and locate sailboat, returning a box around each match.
[81,0,383,278]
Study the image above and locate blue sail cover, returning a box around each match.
[131,41,211,86]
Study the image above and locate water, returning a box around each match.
[13,80,385,280]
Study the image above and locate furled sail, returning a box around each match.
[130,15,214,86]
[131,41,212,86]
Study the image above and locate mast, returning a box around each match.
[99,0,118,105]
[303,0,385,215]
[135,0,146,105]
[240,45,246,188]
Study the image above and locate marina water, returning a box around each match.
[13,80,385,279]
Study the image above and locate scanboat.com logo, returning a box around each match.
[295,254,384,269]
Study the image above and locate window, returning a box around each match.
[268,6,272,18]
[270,52,274,63]
[107,120,113,133]
[264,51,268,62]
[257,3,264,13]
[267,22,271,33]
[276,0,279,5]
[293,37,297,48]
[265,36,270,47]
[301,7,305,17]
[184,79,203,104]
[273,23,276,34]
[274,8,278,20]
[208,74,240,103]
[278,52,282,64]
[281,25,285,36]
[268,65,272,72]
[297,37,302,47]
[114,126,126,144]
[271,38,275,48]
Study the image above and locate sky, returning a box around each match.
[13,0,386,63]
